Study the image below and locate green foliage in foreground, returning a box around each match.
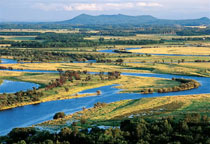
[1,114,210,144]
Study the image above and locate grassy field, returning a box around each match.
[129,47,210,55]
[0,62,143,73]
[110,55,210,63]
[125,63,210,77]
[179,63,210,69]
[0,36,36,41]
[38,93,210,128]
[115,76,180,93]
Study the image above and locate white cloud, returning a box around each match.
[74,3,103,11]
[106,3,134,9]
[63,5,73,11]
[35,2,163,11]
[137,2,163,7]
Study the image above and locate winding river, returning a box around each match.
[0,48,210,136]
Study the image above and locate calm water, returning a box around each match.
[0,80,40,94]
[0,58,96,65]
[0,58,18,64]
[0,70,210,135]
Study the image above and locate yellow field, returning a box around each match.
[129,47,210,55]
[14,73,59,85]
[0,56,14,59]
[0,44,11,47]
[0,71,23,77]
[179,63,210,69]
[110,55,210,63]
[0,62,144,73]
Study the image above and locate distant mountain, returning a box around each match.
[58,14,210,26]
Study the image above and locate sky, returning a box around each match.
[0,0,210,22]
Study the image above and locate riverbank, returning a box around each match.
[0,76,124,111]
[0,74,183,111]
[38,93,210,128]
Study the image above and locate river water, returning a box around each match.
[0,50,210,135]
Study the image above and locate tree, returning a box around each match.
[59,127,72,141]
[17,140,27,144]
[96,90,102,95]
[43,139,54,144]
[53,112,66,119]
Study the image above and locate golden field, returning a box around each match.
[129,47,210,55]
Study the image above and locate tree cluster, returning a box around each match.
[0,87,43,107]
[141,78,200,94]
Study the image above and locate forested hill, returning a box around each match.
[58,14,210,26]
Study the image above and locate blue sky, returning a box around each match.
[1,0,210,22]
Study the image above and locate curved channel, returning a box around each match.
[0,46,210,136]
[0,69,210,135]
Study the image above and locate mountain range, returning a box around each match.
[58,14,210,26]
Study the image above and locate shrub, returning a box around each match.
[53,112,66,119]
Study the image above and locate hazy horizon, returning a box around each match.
[1,0,210,22]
